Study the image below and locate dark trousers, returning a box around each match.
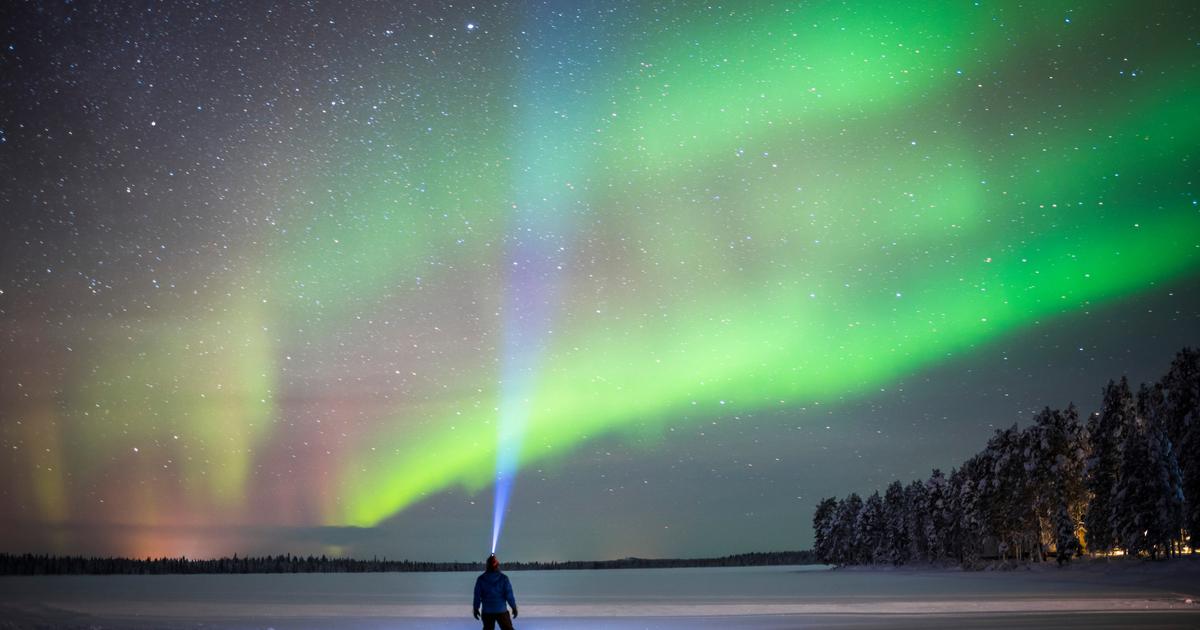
[481,611,514,630]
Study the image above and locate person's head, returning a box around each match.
[486,554,500,572]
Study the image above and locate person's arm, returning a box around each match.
[473,576,482,619]
[505,575,517,617]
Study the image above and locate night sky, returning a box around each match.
[1,1,1198,562]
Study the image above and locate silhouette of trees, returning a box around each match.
[1085,378,1133,554]
[881,480,909,564]
[0,550,818,576]
[812,496,839,563]
[1158,349,1200,552]
[813,348,1198,568]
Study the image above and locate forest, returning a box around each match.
[813,348,1199,568]
[0,550,816,576]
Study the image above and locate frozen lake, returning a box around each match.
[3,562,1200,628]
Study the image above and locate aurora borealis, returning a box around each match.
[1,1,1198,561]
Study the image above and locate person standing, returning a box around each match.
[473,554,518,629]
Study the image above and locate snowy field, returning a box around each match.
[3,561,1200,629]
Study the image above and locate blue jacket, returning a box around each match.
[473,570,516,614]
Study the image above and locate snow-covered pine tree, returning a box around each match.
[1158,348,1200,550]
[1054,501,1082,564]
[857,491,886,565]
[1111,413,1153,556]
[812,497,839,564]
[1159,348,1199,447]
[985,424,1035,560]
[944,468,967,564]
[924,469,949,563]
[1030,405,1087,563]
[1061,405,1089,560]
[978,432,1005,558]
[825,497,849,565]
[833,493,863,566]
[1111,385,1185,558]
[1147,414,1185,558]
[956,453,990,567]
[1139,383,1186,557]
[1023,412,1054,561]
[1085,378,1132,555]
[883,480,910,565]
[905,480,930,562]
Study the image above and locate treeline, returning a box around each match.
[813,348,1199,568]
[0,553,482,575]
[0,550,816,576]
[509,550,816,571]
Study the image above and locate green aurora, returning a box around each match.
[337,1,1200,526]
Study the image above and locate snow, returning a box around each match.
[2,561,1199,628]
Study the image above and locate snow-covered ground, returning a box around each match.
[2,559,1200,628]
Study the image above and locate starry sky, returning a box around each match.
[1,1,1198,562]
